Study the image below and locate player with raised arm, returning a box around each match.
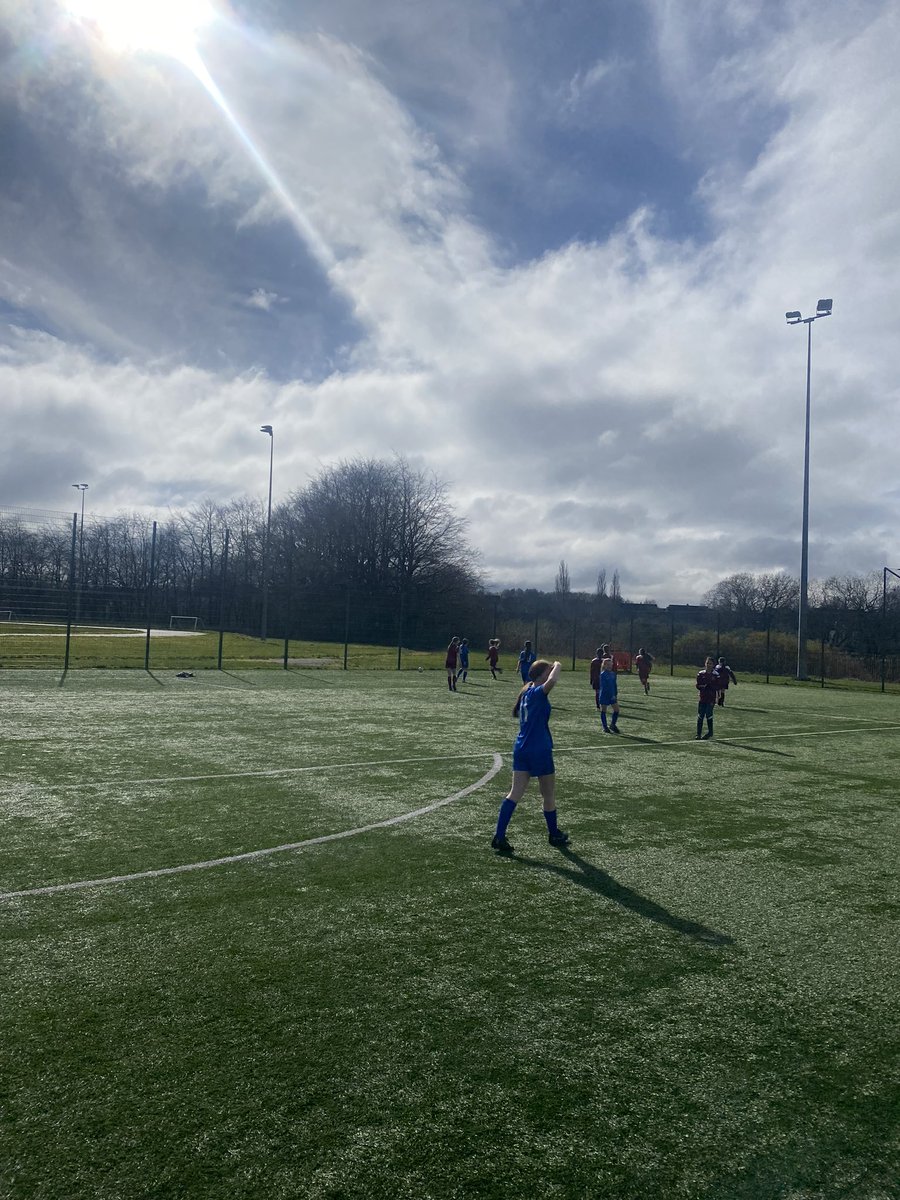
[714,657,737,706]
[491,659,569,853]
[634,647,654,695]
[696,656,718,739]
[597,656,620,733]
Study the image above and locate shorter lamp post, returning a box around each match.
[785,299,832,680]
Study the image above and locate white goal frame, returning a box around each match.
[0,610,14,622]
[168,615,201,631]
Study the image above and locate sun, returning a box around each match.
[65,0,216,62]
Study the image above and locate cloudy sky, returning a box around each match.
[1,0,897,601]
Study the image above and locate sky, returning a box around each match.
[1,0,898,602]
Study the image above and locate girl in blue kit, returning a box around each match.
[491,659,570,853]
[598,656,620,733]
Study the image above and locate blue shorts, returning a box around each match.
[512,745,555,777]
[598,689,617,707]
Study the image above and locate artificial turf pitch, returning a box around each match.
[1,669,898,1199]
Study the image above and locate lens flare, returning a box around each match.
[66,0,215,61]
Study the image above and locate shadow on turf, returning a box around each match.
[511,847,734,947]
[719,741,794,758]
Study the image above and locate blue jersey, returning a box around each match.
[598,668,617,704]
[514,684,553,753]
[459,644,469,667]
[518,649,536,680]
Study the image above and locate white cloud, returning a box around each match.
[244,288,285,311]
[1,1,899,601]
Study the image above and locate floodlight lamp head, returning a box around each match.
[785,311,801,323]
[816,298,833,316]
[72,482,88,490]
[260,424,273,436]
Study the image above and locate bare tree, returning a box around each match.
[596,567,607,598]
[555,559,571,598]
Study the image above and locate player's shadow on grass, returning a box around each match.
[512,847,734,947]
[720,741,794,758]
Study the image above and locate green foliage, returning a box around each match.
[2,672,898,1197]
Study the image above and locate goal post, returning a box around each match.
[0,610,14,622]
[169,615,202,631]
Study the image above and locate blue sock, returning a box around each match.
[544,808,558,836]
[601,711,609,731]
[495,799,517,839]
[611,711,618,729]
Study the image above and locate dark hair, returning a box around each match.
[513,659,552,716]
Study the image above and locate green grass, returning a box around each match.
[1,670,898,1199]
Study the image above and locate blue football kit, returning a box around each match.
[512,683,554,777]
[598,668,618,706]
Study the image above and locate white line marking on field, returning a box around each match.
[553,722,900,755]
[8,752,502,792]
[0,754,503,902]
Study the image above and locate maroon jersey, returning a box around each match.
[589,656,602,689]
[635,653,653,678]
[715,662,737,689]
[696,669,719,704]
[445,644,459,668]
[486,646,499,666]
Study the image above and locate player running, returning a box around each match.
[634,647,654,694]
[714,657,737,706]
[695,656,718,738]
[492,659,569,853]
[486,638,501,679]
[598,656,620,733]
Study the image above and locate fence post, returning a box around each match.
[396,592,404,670]
[63,513,77,672]
[629,617,634,665]
[533,614,539,654]
[492,598,498,639]
[571,616,577,671]
[765,622,771,684]
[820,632,826,688]
[143,520,158,671]
[217,527,230,671]
[343,588,350,670]
[716,610,721,658]
[282,538,294,671]
[669,616,675,676]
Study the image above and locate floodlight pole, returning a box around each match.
[260,425,274,642]
[72,483,88,622]
[786,302,832,681]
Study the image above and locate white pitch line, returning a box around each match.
[3,751,502,792]
[0,754,503,901]
[552,721,900,755]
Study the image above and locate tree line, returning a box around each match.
[2,460,898,663]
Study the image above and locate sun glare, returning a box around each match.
[66,0,216,62]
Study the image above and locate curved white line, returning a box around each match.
[0,752,504,902]
[23,751,501,792]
